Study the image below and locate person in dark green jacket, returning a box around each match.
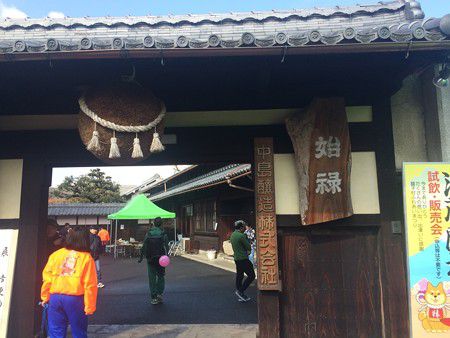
[230,220,255,302]
[138,217,169,305]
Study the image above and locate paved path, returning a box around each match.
[91,256,257,325]
[85,324,258,338]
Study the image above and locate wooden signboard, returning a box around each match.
[254,138,281,290]
[286,98,353,225]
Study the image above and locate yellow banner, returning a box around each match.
[403,163,450,337]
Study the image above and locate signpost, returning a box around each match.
[0,229,18,338]
[286,97,353,225]
[254,137,281,291]
[403,163,450,337]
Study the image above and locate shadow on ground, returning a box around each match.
[91,256,257,325]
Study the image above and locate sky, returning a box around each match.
[0,0,448,19]
[51,165,190,187]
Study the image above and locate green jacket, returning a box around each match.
[140,226,169,261]
[230,230,251,261]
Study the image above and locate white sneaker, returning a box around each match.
[97,282,105,288]
[235,290,246,301]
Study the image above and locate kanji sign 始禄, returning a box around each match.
[286,97,353,225]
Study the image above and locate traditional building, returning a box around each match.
[0,1,449,337]
[147,163,253,252]
[48,203,123,226]
[121,174,161,198]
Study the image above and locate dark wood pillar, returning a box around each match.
[373,98,409,337]
[8,157,51,338]
[258,291,281,338]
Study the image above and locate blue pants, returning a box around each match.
[48,294,88,338]
[249,247,256,266]
[95,259,102,282]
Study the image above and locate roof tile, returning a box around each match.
[0,1,446,54]
[150,164,252,201]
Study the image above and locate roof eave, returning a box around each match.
[2,41,449,62]
[150,166,252,202]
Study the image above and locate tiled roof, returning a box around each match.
[149,164,251,201]
[48,203,124,216]
[0,1,448,54]
[122,174,162,197]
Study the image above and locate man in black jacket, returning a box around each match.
[89,226,104,288]
[138,218,169,305]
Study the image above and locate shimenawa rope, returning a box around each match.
[79,95,166,158]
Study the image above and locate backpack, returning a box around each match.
[144,235,165,259]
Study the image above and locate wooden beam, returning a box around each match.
[0,124,376,166]
[277,214,381,228]
[0,219,19,229]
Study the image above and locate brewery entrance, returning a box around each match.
[47,164,257,328]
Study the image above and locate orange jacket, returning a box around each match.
[41,248,98,314]
[98,229,110,242]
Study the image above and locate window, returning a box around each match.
[184,204,193,216]
[193,200,216,233]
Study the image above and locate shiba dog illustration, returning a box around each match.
[417,282,450,333]
[60,251,78,276]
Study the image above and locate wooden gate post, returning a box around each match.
[254,138,281,338]
[8,157,51,337]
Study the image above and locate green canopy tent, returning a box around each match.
[107,194,176,258]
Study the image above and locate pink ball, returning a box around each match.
[159,255,170,267]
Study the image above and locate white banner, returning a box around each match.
[0,229,18,338]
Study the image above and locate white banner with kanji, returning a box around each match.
[0,229,18,338]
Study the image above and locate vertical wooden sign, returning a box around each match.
[286,98,353,225]
[254,137,281,290]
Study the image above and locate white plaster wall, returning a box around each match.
[0,160,23,219]
[274,152,380,215]
[55,216,109,226]
[55,216,77,225]
[350,152,380,214]
[77,216,98,226]
[274,154,300,214]
[437,80,450,162]
[391,74,428,170]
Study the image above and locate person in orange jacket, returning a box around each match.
[98,226,110,249]
[41,227,98,338]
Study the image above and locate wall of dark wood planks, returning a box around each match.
[279,226,382,337]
